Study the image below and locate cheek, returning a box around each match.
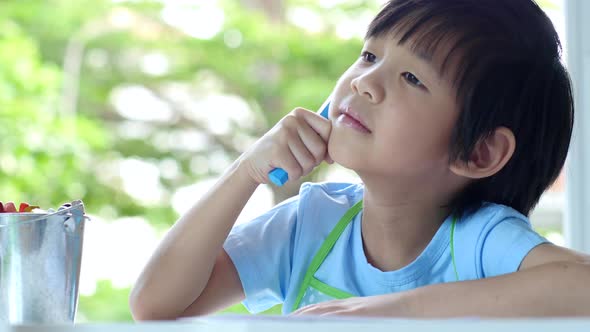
[332,65,359,95]
[332,78,352,99]
[376,111,455,162]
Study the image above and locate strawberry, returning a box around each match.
[19,202,30,213]
[4,202,17,213]
[23,205,40,212]
[0,201,4,213]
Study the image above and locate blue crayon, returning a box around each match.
[268,99,331,186]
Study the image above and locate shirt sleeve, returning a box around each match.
[223,196,300,313]
[479,217,549,278]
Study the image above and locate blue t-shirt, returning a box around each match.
[223,182,548,314]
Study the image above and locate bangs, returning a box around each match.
[366,1,467,83]
[365,0,572,216]
[365,0,554,99]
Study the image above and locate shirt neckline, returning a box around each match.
[352,209,453,286]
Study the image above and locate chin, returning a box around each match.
[327,143,359,171]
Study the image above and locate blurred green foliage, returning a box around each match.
[0,0,563,323]
[0,0,379,322]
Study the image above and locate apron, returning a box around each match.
[291,199,459,312]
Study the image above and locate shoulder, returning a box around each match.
[458,202,535,251]
[299,181,364,200]
[460,202,530,229]
[296,181,364,220]
[459,202,547,277]
[293,181,363,244]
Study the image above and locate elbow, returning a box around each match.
[129,285,177,322]
[128,286,154,321]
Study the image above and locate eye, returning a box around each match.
[402,72,425,88]
[360,51,377,63]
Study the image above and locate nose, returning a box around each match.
[350,70,384,103]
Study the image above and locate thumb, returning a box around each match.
[300,109,332,142]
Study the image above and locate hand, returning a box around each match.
[290,293,409,317]
[239,107,333,185]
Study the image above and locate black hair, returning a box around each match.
[366,0,574,216]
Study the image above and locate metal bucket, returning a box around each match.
[0,200,88,324]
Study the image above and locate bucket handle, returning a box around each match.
[0,200,88,229]
[61,200,88,233]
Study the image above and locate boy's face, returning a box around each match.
[328,35,461,187]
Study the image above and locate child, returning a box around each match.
[130,0,590,320]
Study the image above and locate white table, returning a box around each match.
[5,316,590,332]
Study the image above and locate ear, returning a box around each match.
[450,127,516,179]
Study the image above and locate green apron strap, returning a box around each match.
[450,216,459,281]
[292,199,363,311]
[290,200,460,312]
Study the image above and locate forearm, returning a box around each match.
[402,261,590,317]
[130,158,258,319]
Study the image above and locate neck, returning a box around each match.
[359,180,453,272]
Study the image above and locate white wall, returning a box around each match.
[564,0,590,253]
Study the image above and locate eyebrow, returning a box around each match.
[407,47,443,81]
[413,49,433,64]
[367,36,445,82]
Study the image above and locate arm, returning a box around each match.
[129,108,332,320]
[293,244,590,317]
[129,160,258,320]
[402,245,590,317]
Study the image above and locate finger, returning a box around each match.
[264,115,303,182]
[293,108,332,142]
[287,135,317,176]
[290,304,316,316]
[296,121,329,165]
[291,304,332,316]
[272,150,303,183]
[291,308,317,316]
[298,307,331,316]
[319,310,349,316]
[267,127,304,182]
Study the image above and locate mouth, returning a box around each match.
[336,107,372,133]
